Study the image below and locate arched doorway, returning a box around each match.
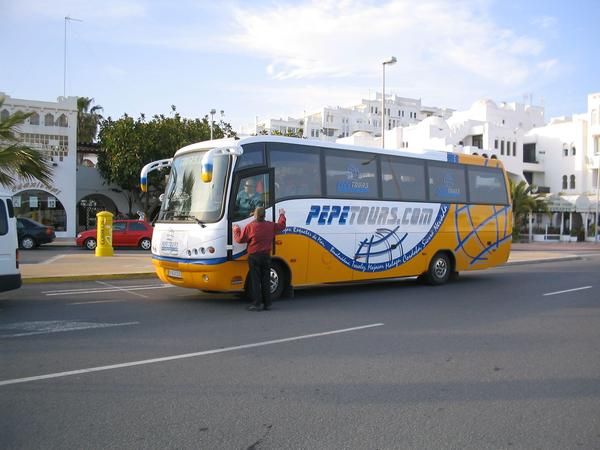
[13,189,67,231]
[77,194,117,231]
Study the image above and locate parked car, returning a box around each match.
[76,220,153,250]
[17,217,56,249]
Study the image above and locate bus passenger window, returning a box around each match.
[428,163,467,203]
[381,156,426,201]
[325,151,378,198]
[268,143,321,200]
[236,143,265,171]
[467,167,508,204]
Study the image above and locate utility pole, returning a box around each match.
[63,16,83,97]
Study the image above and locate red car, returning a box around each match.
[76,220,153,250]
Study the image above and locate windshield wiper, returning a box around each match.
[173,214,206,228]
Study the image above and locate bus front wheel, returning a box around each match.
[425,252,452,285]
[269,262,287,300]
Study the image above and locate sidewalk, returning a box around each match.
[19,241,600,284]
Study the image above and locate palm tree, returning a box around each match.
[0,98,53,188]
[510,179,548,238]
[77,97,103,144]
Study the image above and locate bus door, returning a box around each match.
[228,168,275,261]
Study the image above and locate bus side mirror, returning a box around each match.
[200,146,243,183]
[201,161,213,183]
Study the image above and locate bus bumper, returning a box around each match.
[152,258,247,292]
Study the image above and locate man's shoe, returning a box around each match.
[246,305,261,311]
[263,305,271,311]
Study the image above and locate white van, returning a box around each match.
[0,189,21,292]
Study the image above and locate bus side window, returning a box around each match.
[236,143,265,171]
[325,151,378,198]
[232,174,271,220]
[467,167,508,204]
[427,163,467,203]
[381,156,426,201]
[268,143,322,200]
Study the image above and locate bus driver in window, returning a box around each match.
[236,178,263,217]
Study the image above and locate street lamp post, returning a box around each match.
[381,56,397,149]
[209,108,216,140]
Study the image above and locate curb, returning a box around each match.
[22,272,157,284]
[504,255,582,266]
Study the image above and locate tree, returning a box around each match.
[77,97,103,144]
[97,106,236,216]
[0,97,53,188]
[510,179,548,239]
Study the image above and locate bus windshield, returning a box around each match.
[158,151,229,223]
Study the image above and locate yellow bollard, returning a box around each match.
[95,211,114,257]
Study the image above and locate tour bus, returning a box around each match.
[140,136,512,299]
[0,189,21,292]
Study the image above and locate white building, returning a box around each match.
[1,92,142,237]
[340,93,600,239]
[1,92,78,237]
[259,93,453,141]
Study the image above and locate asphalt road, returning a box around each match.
[1,256,600,449]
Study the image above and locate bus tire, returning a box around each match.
[270,261,287,301]
[426,252,452,285]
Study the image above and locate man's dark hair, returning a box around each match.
[254,206,266,221]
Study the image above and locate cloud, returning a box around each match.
[532,15,558,30]
[6,0,146,21]
[227,0,552,88]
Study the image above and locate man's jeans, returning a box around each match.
[248,253,271,308]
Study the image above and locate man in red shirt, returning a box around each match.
[233,206,287,311]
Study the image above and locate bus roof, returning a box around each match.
[174,135,505,169]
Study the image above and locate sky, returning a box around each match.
[2,0,599,134]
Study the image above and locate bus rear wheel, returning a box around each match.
[425,252,452,285]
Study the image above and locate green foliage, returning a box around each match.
[96,107,237,213]
[510,179,549,238]
[0,97,53,188]
[261,129,304,138]
[77,97,103,144]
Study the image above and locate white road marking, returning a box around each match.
[0,320,139,338]
[0,323,384,387]
[41,254,66,265]
[543,286,593,296]
[95,280,149,298]
[43,284,173,297]
[68,300,125,305]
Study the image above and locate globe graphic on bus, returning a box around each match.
[453,204,511,267]
[354,226,408,264]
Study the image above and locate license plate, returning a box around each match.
[167,269,182,278]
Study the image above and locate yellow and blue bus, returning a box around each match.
[141,136,512,299]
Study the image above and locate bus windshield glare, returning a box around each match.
[158,151,229,223]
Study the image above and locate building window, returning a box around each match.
[571,146,576,155]
[570,175,576,189]
[494,139,498,149]
[562,175,568,190]
[563,147,568,157]
[29,112,40,125]
[44,113,54,126]
[513,142,516,156]
[0,109,9,121]
[500,140,504,155]
[57,114,68,127]
[523,143,536,163]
